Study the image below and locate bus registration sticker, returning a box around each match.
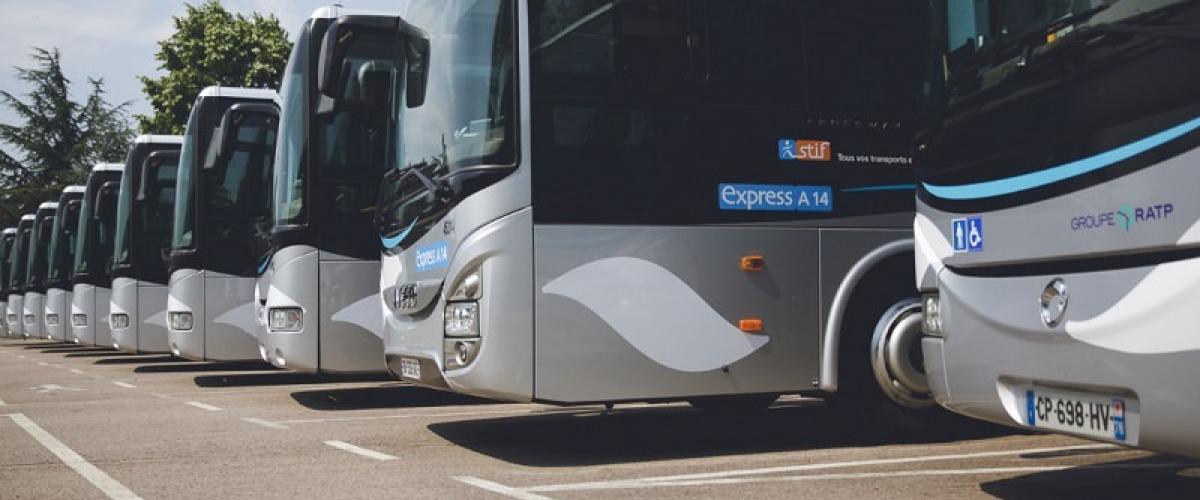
[400,358,421,380]
[1025,387,1132,442]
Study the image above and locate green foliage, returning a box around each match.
[0,48,134,229]
[137,0,291,134]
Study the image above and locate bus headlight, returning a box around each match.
[444,338,480,369]
[24,314,34,325]
[922,293,943,336]
[268,307,304,332]
[110,314,130,330]
[169,312,194,331]
[444,302,479,337]
[45,314,59,326]
[72,314,87,327]
[7,314,17,326]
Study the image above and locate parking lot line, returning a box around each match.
[70,368,85,375]
[454,476,554,500]
[113,382,136,389]
[184,401,222,412]
[0,398,6,406]
[324,440,398,461]
[241,417,289,430]
[7,413,142,500]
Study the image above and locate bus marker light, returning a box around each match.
[740,255,765,271]
[738,318,763,333]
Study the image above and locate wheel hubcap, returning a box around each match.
[870,299,934,409]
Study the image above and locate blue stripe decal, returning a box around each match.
[923,116,1200,200]
[380,220,417,250]
[841,184,916,192]
[256,256,271,274]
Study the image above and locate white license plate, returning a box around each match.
[399,358,421,380]
[1025,387,1131,442]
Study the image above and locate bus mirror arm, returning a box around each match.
[207,103,280,170]
[317,15,430,108]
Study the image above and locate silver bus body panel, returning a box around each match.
[7,294,24,338]
[110,278,169,353]
[45,288,70,341]
[263,246,385,373]
[0,300,6,337]
[168,269,261,361]
[23,292,44,339]
[919,144,1200,456]
[72,284,112,347]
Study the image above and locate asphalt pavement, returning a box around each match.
[1,339,1197,499]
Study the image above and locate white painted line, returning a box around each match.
[18,355,25,358]
[113,382,136,389]
[454,477,554,500]
[70,369,85,375]
[0,398,6,406]
[37,362,48,366]
[241,417,289,430]
[7,413,142,500]
[524,443,1119,493]
[324,440,398,461]
[184,401,222,412]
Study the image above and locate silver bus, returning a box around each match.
[44,187,87,342]
[7,215,34,339]
[168,86,278,361]
[260,7,413,373]
[916,0,1200,456]
[25,202,59,339]
[0,227,14,337]
[379,0,937,417]
[110,136,183,353]
[71,164,124,347]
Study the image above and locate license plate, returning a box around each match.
[1026,387,1131,442]
[399,357,421,380]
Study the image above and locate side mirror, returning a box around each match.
[204,102,280,170]
[317,15,430,109]
[138,150,181,201]
[96,181,120,220]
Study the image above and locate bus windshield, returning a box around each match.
[172,107,201,251]
[47,201,81,283]
[27,212,54,288]
[10,228,29,290]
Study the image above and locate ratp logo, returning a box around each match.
[951,216,983,253]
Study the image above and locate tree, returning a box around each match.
[0,48,134,229]
[138,0,291,134]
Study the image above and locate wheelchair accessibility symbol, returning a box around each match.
[952,216,983,253]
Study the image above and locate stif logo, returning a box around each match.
[778,139,832,161]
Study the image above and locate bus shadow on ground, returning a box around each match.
[65,350,127,358]
[427,404,1012,467]
[22,343,75,349]
[194,371,392,388]
[42,347,115,354]
[981,454,1200,499]
[290,385,497,411]
[94,355,187,365]
[134,360,278,374]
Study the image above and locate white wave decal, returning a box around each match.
[331,294,385,340]
[213,302,259,339]
[1066,257,1200,354]
[543,257,769,372]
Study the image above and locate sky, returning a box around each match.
[0,0,401,158]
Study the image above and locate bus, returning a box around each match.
[24,202,59,339]
[260,6,411,373]
[72,163,125,347]
[168,86,278,361]
[45,186,87,342]
[0,227,16,337]
[916,0,1200,456]
[379,0,936,416]
[111,136,183,353]
[8,215,34,339]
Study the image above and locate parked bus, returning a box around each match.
[72,164,125,347]
[8,215,34,339]
[168,87,278,361]
[379,0,935,417]
[45,187,87,342]
[916,0,1200,456]
[24,202,59,339]
[111,135,183,353]
[260,6,411,373]
[0,227,15,337]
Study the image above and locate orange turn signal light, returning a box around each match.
[740,254,765,272]
[738,318,764,333]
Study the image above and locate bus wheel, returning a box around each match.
[688,393,779,414]
[869,298,933,410]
